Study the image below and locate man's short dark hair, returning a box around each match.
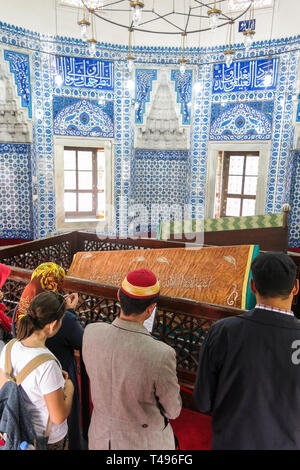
[119,290,159,316]
[251,251,297,299]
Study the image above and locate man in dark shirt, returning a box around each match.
[193,251,300,450]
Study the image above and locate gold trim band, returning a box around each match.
[121,277,160,298]
[241,245,254,310]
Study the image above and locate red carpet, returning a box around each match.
[170,409,212,450]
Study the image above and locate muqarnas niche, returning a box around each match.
[135,72,189,150]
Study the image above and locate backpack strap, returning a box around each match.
[15,354,60,385]
[16,354,61,440]
[4,338,18,381]
[4,340,61,439]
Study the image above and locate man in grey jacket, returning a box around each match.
[82,268,182,450]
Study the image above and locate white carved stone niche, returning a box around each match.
[136,72,189,150]
[0,61,32,143]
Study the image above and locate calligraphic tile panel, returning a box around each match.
[212,58,279,94]
[53,55,114,91]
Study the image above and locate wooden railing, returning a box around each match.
[0,231,198,272]
[1,230,300,428]
[0,232,77,272]
[3,266,242,384]
[2,264,243,429]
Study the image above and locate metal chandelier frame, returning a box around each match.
[80,0,253,36]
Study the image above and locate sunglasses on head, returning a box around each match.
[52,292,66,316]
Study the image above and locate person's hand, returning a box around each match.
[65,293,78,310]
[62,370,69,381]
[64,378,74,396]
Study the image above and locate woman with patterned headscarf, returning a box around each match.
[14,262,66,328]
[13,262,84,450]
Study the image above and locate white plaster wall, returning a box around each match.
[205,142,272,219]
[0,0,299,48]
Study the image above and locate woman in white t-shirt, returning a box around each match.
[0,291,74,450]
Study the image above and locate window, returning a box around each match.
[219,151,259,217]
[63,147,105,219]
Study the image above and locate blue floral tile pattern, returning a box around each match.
[188,62,212,220]
[288,151,300,248]
[135,69,157,125]
[133,150,189,233]
[265,51,299,214]
[0,19,298,245]
[171,69,193,125]
[4,49,32,118]
[0,143,32,239]
[32,50,56,239]
[53,97,114,138]
[209,101,274,141]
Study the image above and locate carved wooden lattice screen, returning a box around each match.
[1,265,240,384]
[0,231,251,423]
[0,234,77,272]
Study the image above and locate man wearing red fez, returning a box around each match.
[83,268,182,450]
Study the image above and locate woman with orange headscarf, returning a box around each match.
[14,262,66,328]
[13,262,84,450]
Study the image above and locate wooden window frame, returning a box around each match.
[64,146,103,218]
[221,151,259,218]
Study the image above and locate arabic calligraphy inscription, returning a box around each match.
[53,55,114,91]
[213,58,279,94]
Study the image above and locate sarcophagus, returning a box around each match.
[68,245,259,310]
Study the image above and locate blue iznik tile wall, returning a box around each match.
[53,96,114,138]
[288,151,300,248]
[0,143,32,239]
[209,101,274,141]
[132,67,193,234]
[4,49,32,118]
[0,20,299,246]
[132,150,189,233]
[171,69,193,126]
